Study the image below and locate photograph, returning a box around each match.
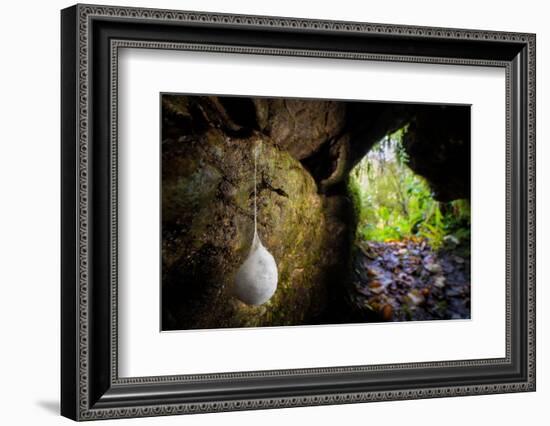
[161,94,471,331]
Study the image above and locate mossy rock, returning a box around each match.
[162,129,336,329]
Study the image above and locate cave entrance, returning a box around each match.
[346,126,471,322]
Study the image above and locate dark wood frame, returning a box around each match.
[61,4,536,421]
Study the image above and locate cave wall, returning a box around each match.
[403,105,471,201]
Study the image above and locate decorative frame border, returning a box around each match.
[61,3,536,421]
[109,40,512,385]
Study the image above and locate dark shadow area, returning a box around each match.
[36,400,59,416]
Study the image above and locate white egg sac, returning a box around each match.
[233,236,278,305]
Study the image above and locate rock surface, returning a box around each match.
[259,98,347,160]
[162,121,345,329]
[404,106,471,201]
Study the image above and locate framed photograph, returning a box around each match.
[61,4,536,421]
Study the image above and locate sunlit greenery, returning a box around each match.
[348,127,470,249]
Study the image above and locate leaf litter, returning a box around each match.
[350,237,470,322]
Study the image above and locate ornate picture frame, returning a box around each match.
[61,4,535,421]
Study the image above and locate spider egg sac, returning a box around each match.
[233,235,278,305]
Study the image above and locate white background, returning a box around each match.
[119,50,506,377]
[0,0,547,425]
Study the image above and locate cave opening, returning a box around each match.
[344,126,471,323]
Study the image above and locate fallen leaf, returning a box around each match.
[406,290,425,306]
[434,276,446,288]
[424,262,443,274]
[369,285,385,295]
[367,267,380,278]
[381,304,393,320]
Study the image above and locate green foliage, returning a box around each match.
[348,128,470,249]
